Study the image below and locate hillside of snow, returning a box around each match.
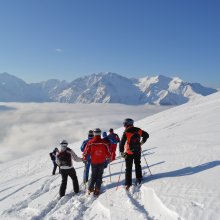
[0,92,220,220]
[0,72,217,105]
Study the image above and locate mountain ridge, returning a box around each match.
[0,72,217,105]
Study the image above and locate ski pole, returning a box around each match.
[108,162,112,183]
[83,162,87,189]
[116,158,124,190]
[141,150,152,175]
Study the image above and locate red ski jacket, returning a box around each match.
[83,136,111,164]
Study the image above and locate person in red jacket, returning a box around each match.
[108,128,120,161]
[83,128,111,196]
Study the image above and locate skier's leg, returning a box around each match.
[59,169,68,197]
[95,164,104,192]
[125,154,133,187]
[88,164,98,192]
[85,161,91,182]
[68,168,79,193]
[134,152,142,183]
[52,161,57,175]
[111,144,117,161]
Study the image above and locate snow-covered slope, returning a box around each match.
[0,73,47,102]
[0,72,217,105]
[137,75,216,105]
[0,92,220,219]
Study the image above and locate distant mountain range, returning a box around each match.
[0,72,217,105]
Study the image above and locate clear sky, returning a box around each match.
[0,0,219,88]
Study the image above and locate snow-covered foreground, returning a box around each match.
[0,92,220,220]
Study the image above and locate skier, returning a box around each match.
[108,128,120,161]
[102,131,113,168]
[83,128,111,196]
[56,140,83,198]
[49,147,60,175]
[80,130,94,183]
[119,118,149,190]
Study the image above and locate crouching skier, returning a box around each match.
[49,147,60,175]
[56,140,83,198]
[83,128,111,196]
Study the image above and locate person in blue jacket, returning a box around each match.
[102,131,114,168]
[80,130,94,183]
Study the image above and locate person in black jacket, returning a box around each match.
[56,140,83,198]
[49,147,60,175]
[119,118,149,190]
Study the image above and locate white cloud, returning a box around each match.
[0,103,170,163]
[55,48,62,52]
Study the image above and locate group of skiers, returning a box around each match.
[49,118,149,198]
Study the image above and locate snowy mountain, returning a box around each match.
[0,92,220,219]
[0,72,217,105]
[0,73,48,102]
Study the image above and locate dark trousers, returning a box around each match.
[88,164,104,191]
[125,152,142,186]
[59,168,79,197]
[83,160,91,183]
[52,161,60,175]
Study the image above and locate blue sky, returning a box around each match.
[0,0,219,88]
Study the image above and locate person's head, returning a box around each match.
[102,131,107,138]
[60,140,68,151]
[123,118,134,128]
[88,130,94,138]
[54,147,59,152]
[109,128,114,133]
[93,128,101,136]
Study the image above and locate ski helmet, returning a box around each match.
[109,128,114,133]
[93,128,101,136]
[60,140,68,146]
[88,130,94,137]
[123,118,134,127]
[102,131,107,138]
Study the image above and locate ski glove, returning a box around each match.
[106,158,111,163]
[121,152,127,159]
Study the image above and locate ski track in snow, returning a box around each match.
[2,175,60,218]
[1,162,182,220]
[0,176,50,202]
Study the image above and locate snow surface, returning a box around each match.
[0,92,220,220]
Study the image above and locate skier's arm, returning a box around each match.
[70,150,83,162]
[117,134,120,143]
[119,132,127,153]
[83,144,91,160]
[104,143,111,159]
[80,140,87,152]
[56,155,61,166]
[49,153,53,160]
[141,130,149,145]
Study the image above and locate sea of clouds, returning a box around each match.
[0,102,170,163]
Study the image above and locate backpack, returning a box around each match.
[129,132,141,153]
[57,148,72,166]
[49,152,55,161]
